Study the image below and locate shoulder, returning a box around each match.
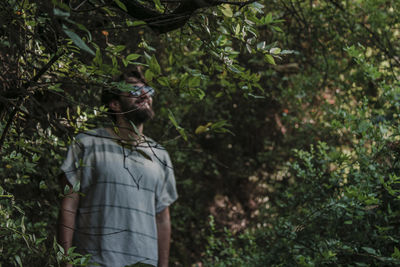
[74,128,110,145]
[142,137,172,162]
[143,136,166,152]
[143,136,162,149]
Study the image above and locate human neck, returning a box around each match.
[113,117,144,141]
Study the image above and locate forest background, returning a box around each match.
[1,0,400,266]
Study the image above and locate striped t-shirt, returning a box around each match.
[61,128,178,267]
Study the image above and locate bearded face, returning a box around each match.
[119,94,155,125]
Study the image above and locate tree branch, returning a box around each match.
[115,0,258,33]
[0,50,65,153]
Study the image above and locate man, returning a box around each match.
[58,72,178,267]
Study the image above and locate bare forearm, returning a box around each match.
[157,207,171,267]
[57,191,79,267]
[58,175,79,253]
[58,203,77,252]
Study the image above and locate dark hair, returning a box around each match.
[101,69,146,122]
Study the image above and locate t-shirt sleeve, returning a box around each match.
[155,152,178,213]
[60,140,84,188]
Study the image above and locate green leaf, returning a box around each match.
[145,69,155,82]
[227,65,242,73]
[221,4,233,17]
[215,92,224,98]
[178,129,188,141]
[195,125,209,134]
[152,0,165,12]
[272,25,283,32]
[358,120,370,133]
[168,110,188,141]
[392,247,400,259]
[188,76,201,87]
[250,2,265,12]
[149,55,161,75]
[52,0,71,11]
[281,49,296,55]
[132,20,146,26]
[73,181,80,192]
[257,41,266,50]
[63,25,95,56]
[126,54,141,61]
[53,8,70,18]
[15,255,22,267]
[14,204,25,215]
[75,23,91,39]
[195,123,212,134]
[39,181,47,190]
[102,6,114,16]
[111,81,134,92]
[129,121,141,137]
[248,93,265,99]
[362,247,377,255]
[263,13,273,24]
[211,120,235,135]
[57,243,65,254]
[270,47,281,54]
[67,247,76,255]
[190,88,205,100]
[157,77,170,87]
[113,45,126,53]
[93,48,102,66]
[114,0,127,12]
[235,24,241,35]
[246,43,252,53]
[48,83,63,92]
[265,54,276,65]
[168,110,179,129]
[64,184,71,195]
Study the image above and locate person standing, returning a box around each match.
[58,72,178,267]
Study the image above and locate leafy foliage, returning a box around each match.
[1,0,400,266]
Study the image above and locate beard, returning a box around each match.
[120,100,155,125]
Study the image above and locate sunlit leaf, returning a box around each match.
[265,54,276,65]
[126,54,141,61]
[221,4,233,17]
[270,47,281,54]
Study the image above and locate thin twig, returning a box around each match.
[0,50,65,153]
